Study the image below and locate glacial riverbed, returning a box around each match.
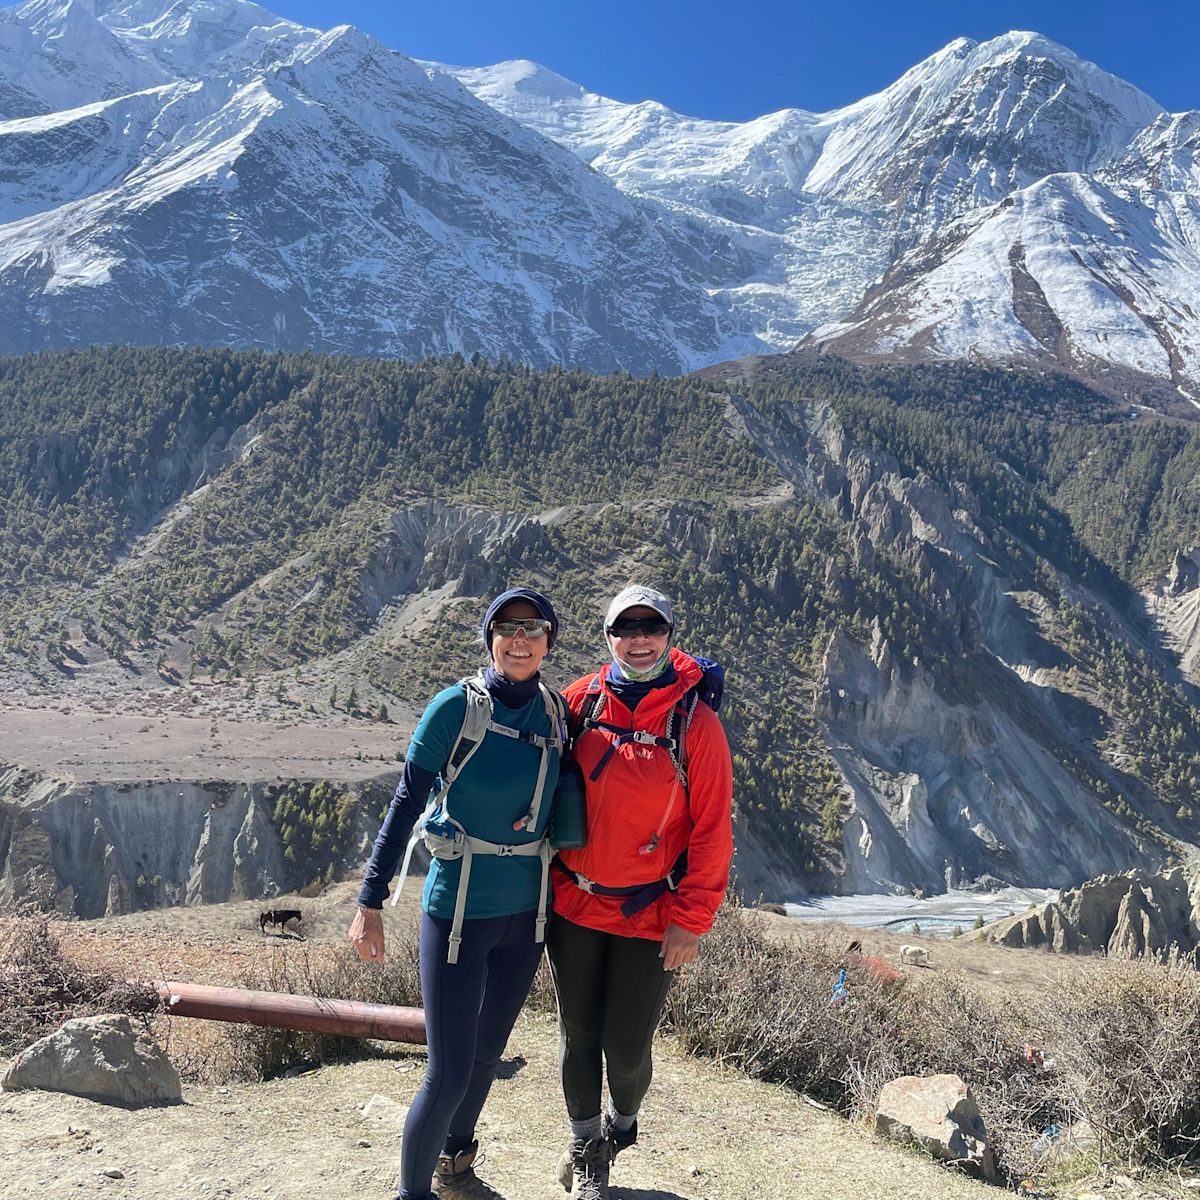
[785,887,1060,937]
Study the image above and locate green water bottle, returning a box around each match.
[549,758,588,850]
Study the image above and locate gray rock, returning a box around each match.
[2,1014,181,1106]
[875,1073,996,1181]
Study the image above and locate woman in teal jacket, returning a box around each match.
[349,587,565,1200]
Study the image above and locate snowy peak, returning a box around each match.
[2,2,1198,400]
[0,0,316,116]
[806,30,1164,232]
[101,0,314,79]
[0,0,170,113]
[451,58,593,106]
[0,0,738,372]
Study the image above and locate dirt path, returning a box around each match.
[0,887,1008,1200]
[3,1006,1002,1200]
[4,890,1188,1198]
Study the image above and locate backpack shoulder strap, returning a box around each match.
[666,689,702,795]
[441,675,494,815]
[508,681,566,834]
[572,674,605,740]
[392,676,492,910]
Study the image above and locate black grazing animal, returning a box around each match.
[259,908,303,935]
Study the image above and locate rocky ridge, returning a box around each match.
[724,390,1162,893]
[984,861,1200,958]
[0,764,395,918]
[6,351,1200,912]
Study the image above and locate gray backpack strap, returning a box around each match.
[391,677,493,910]
[510,684,566,835]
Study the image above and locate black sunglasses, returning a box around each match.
[608,618,671,638]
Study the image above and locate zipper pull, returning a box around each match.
[637,832,660,856]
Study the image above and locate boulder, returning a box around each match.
[875,1073,995,1180]
[2,1014,181,1106]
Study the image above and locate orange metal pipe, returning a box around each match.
[153,980,426,1044]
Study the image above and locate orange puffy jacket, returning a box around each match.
[553,649,734,941]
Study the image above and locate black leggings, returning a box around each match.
[547,916,673,1120]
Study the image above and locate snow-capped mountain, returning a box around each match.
[3,0,1199,398]
[447,33,1200,403]
[0,0,743,371]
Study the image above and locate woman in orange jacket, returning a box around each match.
[548,585,733,1200]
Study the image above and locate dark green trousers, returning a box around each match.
[547,915,673,1120]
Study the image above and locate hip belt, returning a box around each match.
[553,853,687,919]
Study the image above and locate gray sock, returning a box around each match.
[570,1115,603,1143]
[606,1104,636,1134]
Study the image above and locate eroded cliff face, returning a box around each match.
[1145,548,1200,685]
[818,630,1139,893]
[985,863,1200,958]
[0,767,389,917]
[727,393,1163,895]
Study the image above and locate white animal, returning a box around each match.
[899,944,930,967]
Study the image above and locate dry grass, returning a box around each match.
[666,902,1200,1184]
[217,927,425,1082]
[1046,954,1200,1167]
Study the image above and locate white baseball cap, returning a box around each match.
[604,585,674,630]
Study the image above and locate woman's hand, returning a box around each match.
[348,906,385,962]
[660,922,700,970]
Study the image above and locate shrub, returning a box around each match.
[1045,954,1200,1164]
[665,904,1069,1182]
[670,904,1200,1178]
[0,912,159,1057]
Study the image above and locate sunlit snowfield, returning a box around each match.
[785,887,1060,936]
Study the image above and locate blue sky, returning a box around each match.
[269,0,1198,120]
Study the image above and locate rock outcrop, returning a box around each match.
[1145,547,1200,685]
[985,862,1200,959]
[727,392,1161,895]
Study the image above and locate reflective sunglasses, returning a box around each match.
[608,617,671,638]
[491,618,552,639]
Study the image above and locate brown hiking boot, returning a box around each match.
[567,1138,610,1200]
[432,1141,504,1199]
[556,1118,636,1191]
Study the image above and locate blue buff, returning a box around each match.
[483,665,541,708]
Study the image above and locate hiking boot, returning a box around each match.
[432,1141,504,1199]
[556,1118,636,1191]
[567,1138,610,1200]
[603,1114,638,1158]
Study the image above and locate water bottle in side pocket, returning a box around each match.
[549,758,587,849]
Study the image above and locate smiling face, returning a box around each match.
[607,604,671,674]
[489,599,549,683]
